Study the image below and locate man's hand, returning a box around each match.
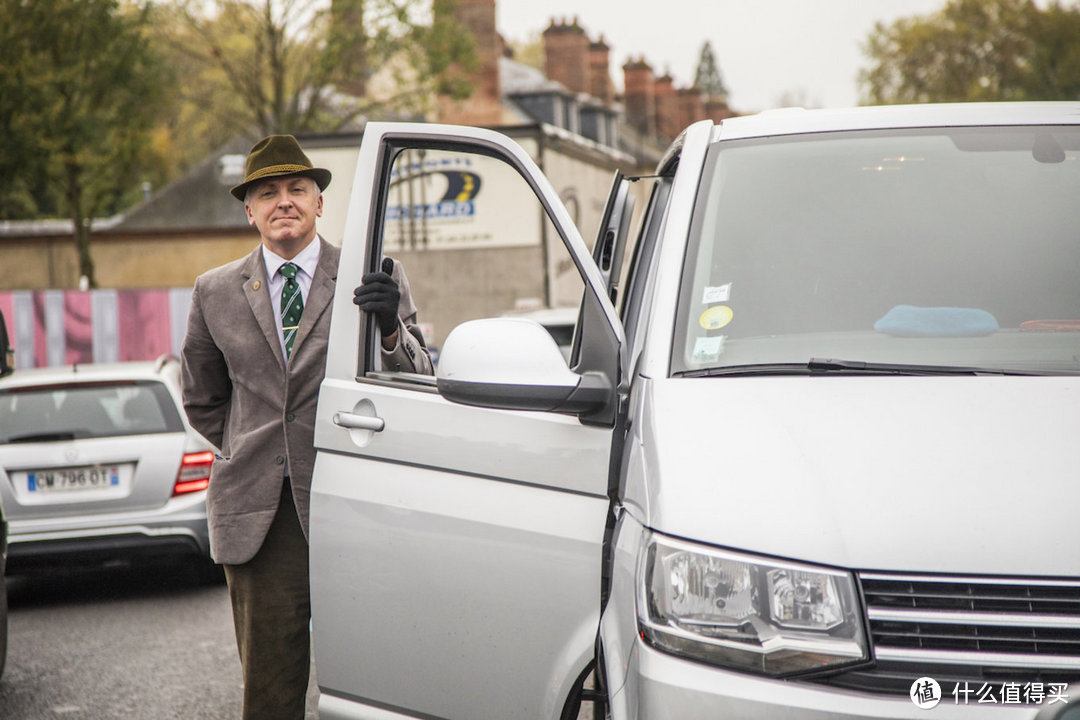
[353,257,401,342]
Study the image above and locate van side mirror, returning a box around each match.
[436,318,611,415]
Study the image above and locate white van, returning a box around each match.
[310,103,1080,719]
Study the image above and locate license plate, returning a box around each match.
[28,465,121,492]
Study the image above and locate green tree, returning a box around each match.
[1026,1,1080,99]
[693,41,728,98]
[0,0,169,287]
[860,0,1080,104]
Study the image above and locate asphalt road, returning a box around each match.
[0,562,318,720]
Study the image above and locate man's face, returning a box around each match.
[245,175,323,255]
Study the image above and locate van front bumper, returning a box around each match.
[616,640,1044,719]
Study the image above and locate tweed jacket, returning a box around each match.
[181,238,429,565]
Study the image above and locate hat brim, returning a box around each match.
[230,166,332,201]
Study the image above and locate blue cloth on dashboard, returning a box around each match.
[874,305,999,337]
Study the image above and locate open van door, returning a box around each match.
[310,123,625,720]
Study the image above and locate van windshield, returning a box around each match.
[673,126,1080,376]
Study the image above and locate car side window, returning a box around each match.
[365,146,585,381]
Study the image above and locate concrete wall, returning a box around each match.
[0,230,259,291]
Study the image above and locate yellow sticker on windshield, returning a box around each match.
[699,305,734,330]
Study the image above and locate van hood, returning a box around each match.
[633,376,1080,577]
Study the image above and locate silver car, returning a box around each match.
[0,356,214,575]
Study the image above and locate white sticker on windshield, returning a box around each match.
[703,283,731,304]
[692,336,726,362]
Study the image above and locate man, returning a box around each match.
[181,134,431,719]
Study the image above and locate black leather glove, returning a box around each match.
[353,257,401,336]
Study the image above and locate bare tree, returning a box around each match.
[157,0,475,140]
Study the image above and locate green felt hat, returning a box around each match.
[230,134,332,201]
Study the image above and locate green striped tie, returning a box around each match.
[279,262,304,359]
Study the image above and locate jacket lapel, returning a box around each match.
[241,245,286,371]
[291,238,338,359]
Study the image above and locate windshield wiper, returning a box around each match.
[806,358,1049,376]
[679,363,814,377]
[4,431,78,443]
[678,359,1058,378]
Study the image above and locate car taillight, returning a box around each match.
[174,451,214,496]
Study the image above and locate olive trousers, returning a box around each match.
[223,481,311,720]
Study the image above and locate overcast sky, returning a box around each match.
[495,0,948,111]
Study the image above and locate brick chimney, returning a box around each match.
[588,36,613,106]
[653,72,679,141]
[622,57,656,137]
[543,18,589,94]
[331,0,365,97]
[437,0,503,126]
[677,86,706,132]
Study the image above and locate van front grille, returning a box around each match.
[816,573,1080,696]
[862,574,1080,658]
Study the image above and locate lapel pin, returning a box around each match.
[253,280,261,291]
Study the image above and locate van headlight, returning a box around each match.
[638,533,869,676]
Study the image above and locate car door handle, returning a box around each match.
[333,411,385,432]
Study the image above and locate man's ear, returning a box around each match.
[245,204,256,226]
[316,192,324,218]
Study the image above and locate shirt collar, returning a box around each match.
[263,236,321,281]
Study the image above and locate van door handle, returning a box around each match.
[333,411,385,432]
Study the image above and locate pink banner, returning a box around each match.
[118,290,171,362]
[64,291,93,365]
[0,293,11,337]
[32,292,49,369]
[0,288,191,369]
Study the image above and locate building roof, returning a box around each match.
[500,56,566,98]
[117,136,255,233]
[496,56,664,168]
